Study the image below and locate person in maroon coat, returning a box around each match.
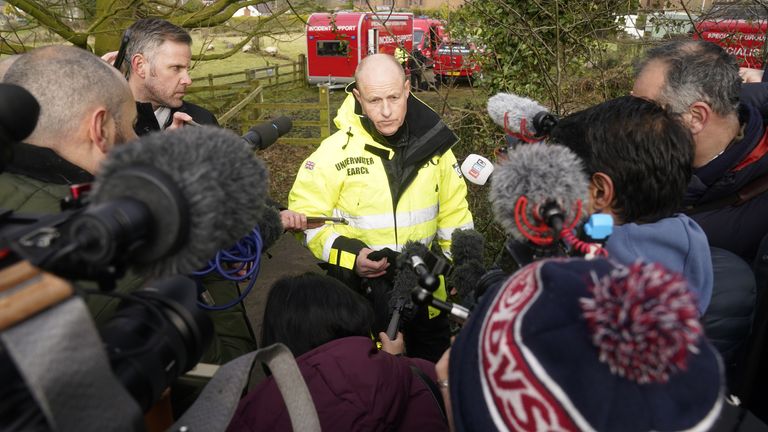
[227,273,448,432]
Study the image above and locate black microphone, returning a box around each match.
[386,241,430,341]
[449,229,486,309]
[242,116,292,151]
[490,143,589,247]
[487,92,558,143]
[79,125,269,277]
[0,83,40,145]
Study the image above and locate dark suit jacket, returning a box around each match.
[134,101,219,136]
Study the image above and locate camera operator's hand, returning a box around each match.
[739,67,764,83]
[355,248,389,278]
[101,50,118,64]
[379,331,405,355]
[280,210,322,231]
[169,112,195,129]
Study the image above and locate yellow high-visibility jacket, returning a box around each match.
[289,90,473,278]
[394,46,408,65]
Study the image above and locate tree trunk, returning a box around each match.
[91,0,134,55]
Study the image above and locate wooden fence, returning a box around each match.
[186,54,331,146]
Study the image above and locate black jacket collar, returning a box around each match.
[694,103,764,186]
[134,101,163,136]
[134,101,220,137]
[5,142,93,184]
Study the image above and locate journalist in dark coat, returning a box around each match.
[134,100,218,135]
[227,273,448,432]
[632,39,768,421]
[228,337,447,432]
[125,18,219,134]
[123,18,259,365]
[633,40,768,264]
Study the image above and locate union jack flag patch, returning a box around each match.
[304,161,315,170]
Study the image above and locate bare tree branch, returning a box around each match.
[86,0,142,33]
[6,0,87,46]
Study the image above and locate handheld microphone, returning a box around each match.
[386,263,417,341]
[74,126,268,277]
[242,116,292,151]
[386,241,428,340]
[112,29,132,72]
[0,84,40,145]
[487,93,558,143]
[460,154,494,186]
[490,143,588,247]
[449,229,486,309]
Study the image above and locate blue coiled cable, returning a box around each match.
[191,227,263,311]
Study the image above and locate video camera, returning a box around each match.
[0,83,269,429]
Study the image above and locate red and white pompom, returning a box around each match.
[579,261,702,384]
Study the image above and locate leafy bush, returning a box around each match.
[431,1,646,262]
[448,0,632,112]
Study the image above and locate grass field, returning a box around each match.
[189,31,307,81]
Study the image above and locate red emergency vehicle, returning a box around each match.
[413,17,482,82]
[413,17,444,60]
[433,42,483,82]
[306,12,413,85]
[694,19,768,68]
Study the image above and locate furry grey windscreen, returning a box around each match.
[92,125,268,276]
[489,143,589,241]
[258,206,283,251]
[487,93,549,133]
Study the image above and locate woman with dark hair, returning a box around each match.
[227,273,448,432]
[260,272,377,357]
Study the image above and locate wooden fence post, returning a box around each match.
[257,83,264,120]
[298,54,307,86]
[275,65,280,86]
[319,84,331,139]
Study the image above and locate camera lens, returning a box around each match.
[99,276,213,412]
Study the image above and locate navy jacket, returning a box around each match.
[684,101,768,263]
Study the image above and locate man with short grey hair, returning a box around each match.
[1,45,136,210]
[124,18,218,135]
[632,40,768,264]
[0,45,140,327]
